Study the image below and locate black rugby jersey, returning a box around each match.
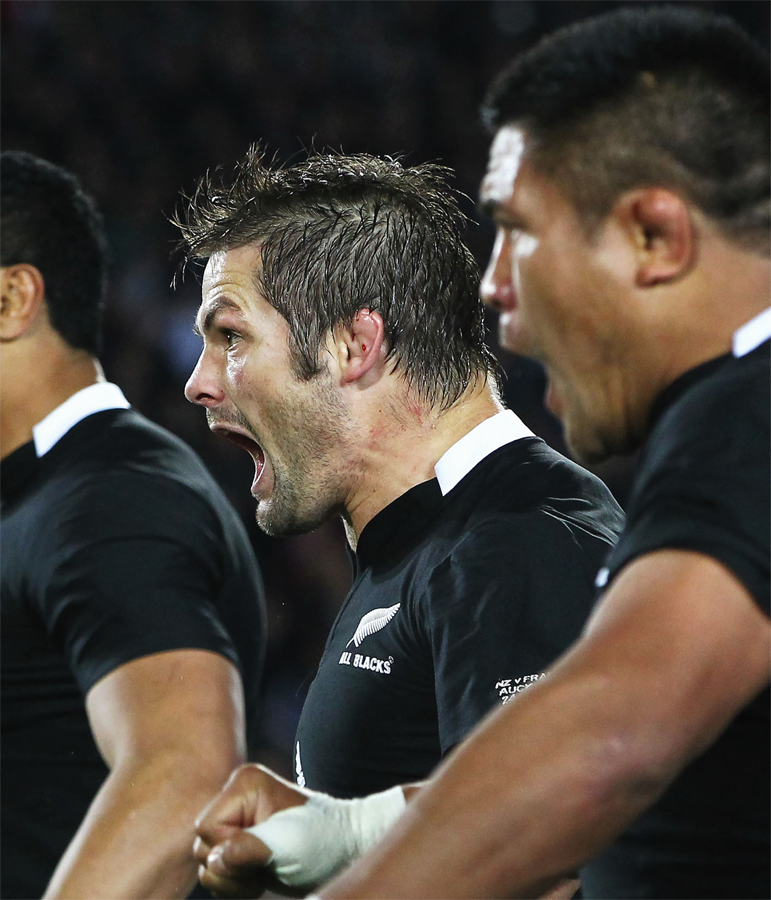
[295,436,624,798]
[1,406,266,899]
[582,338,770,900]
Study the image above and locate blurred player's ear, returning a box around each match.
[614,188,696,288]
[334,308,387,384]
[0,264,46,341]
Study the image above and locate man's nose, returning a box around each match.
[184,352,224,408]
[480,230,517,312]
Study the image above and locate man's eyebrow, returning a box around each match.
[477,197,525,230]
[477,197,498,219]
[193,298,241,338]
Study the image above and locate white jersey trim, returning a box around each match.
[32,382,131,458]
[733,308,771,358]
[434,409,534,496]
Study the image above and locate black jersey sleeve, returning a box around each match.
[29,470,241,694]
[603,352,770,615]
[423,511,604,754]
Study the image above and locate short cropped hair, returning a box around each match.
[1,151,108,354]
[176,148,500,411]
[482,6,770,252]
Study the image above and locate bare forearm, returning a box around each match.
[321,553,771,899]
[320,669,666,899]
[44,752,234,899]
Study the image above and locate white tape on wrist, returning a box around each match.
[245,784,406,890]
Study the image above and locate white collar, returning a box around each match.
[733,308,771,358]
[32,382,131,458]
[434,409,535,496]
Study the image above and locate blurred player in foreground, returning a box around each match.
[190,6,768,899]
[179,149,623,898]
[305,7,768,899]
[0,151,266,899]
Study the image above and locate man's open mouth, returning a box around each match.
[210,423,266,487]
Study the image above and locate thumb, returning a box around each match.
[208,831,274,877]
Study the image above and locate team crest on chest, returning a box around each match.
[346,602,401,648]
[338,602,400,674]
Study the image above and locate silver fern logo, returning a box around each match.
[347,603,401,648]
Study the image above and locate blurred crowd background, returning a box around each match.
[3,0,768,776]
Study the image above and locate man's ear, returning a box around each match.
[613,188,696,288]
[334,309,386,385]
[0,264,46,341]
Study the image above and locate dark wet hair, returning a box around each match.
[176,147,500,410]
[1,151,108,353]
[483,5,770,251]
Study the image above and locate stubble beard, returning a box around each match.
[256,464,342,537]
[254,370,350,538]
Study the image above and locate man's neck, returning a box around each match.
[0,349,102,460]
[343,382,504,548]
[663,236,770,378]
[618,239,770,456]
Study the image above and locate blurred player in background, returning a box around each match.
[305,7,769,899]
[180,148,623,899]
[0,151,266,899]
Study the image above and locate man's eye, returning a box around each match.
[221,329,239,348]
[495,218,523,237]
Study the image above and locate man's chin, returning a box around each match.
[564,418,642,465]
[566,436,614,466]
[255,508,299,538]
[255,500,324,538]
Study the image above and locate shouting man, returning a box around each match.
[181,149,623,898]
